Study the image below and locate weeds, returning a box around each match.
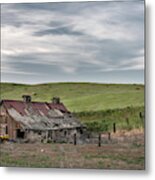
[75,106,144,132]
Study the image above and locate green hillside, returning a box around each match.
[0,82,145,131]
[0,82,144,112]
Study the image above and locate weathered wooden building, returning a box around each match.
[0,95,85,143]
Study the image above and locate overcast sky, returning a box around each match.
[1,1,144,84]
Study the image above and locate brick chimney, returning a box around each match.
[22,95,31,103]
[52,97,60,104]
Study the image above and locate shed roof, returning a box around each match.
[2,100,69,116]
[1,100,82,130]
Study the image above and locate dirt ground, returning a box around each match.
[0,130,144,170]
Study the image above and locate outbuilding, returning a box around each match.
[0,95,86,143]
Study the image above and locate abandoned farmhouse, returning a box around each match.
[0,95,86,143]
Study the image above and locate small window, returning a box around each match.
[54,123,59,127]
[38,131,42,135]
[80,129,83,134]
[5,126,8,134]
[64,131,67,136]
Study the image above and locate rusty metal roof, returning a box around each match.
[2,100,69,116]
[1,100,82,130]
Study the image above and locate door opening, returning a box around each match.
[16,129,25,138]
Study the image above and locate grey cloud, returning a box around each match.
[96,39,144,62]
[1,1,144,84]
[34,26,84,36]
[48,21,66,28]
[4,2,103,14]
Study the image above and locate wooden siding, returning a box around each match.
[0,105,20,139]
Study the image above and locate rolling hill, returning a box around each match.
[0,82,145,131]
[0,82,144,112]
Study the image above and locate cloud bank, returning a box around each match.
[1,1,144,84]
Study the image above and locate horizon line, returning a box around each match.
[1,81,145,86]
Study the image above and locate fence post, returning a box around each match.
[113,123,116,133]
[108,132,111,140]
[126,118,129,125]
[139,112,143,119]
[73,133,77,145]
[139,112,144,127]
[98,133,101,147]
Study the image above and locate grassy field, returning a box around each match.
[0,82,145,132]
[75,106,144,132]
[0,130,144,169]
[0,82,145,169]
[1,82,144,112]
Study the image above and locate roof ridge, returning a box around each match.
[2,99,65,104]
[2,99,49,104]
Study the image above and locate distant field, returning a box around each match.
[0,82,144,112]
[0,82,145,131]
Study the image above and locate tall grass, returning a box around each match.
[75,106,144,132]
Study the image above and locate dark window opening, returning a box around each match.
[80,129,83,134]
[5,126,8,134]
[64,130,67,136]
[38,131,42,135]
[54,123,59,127]
[16,129,25,139]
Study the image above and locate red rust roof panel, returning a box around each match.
[2,100,69,116]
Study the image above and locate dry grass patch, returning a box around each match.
[0,132,144,169]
